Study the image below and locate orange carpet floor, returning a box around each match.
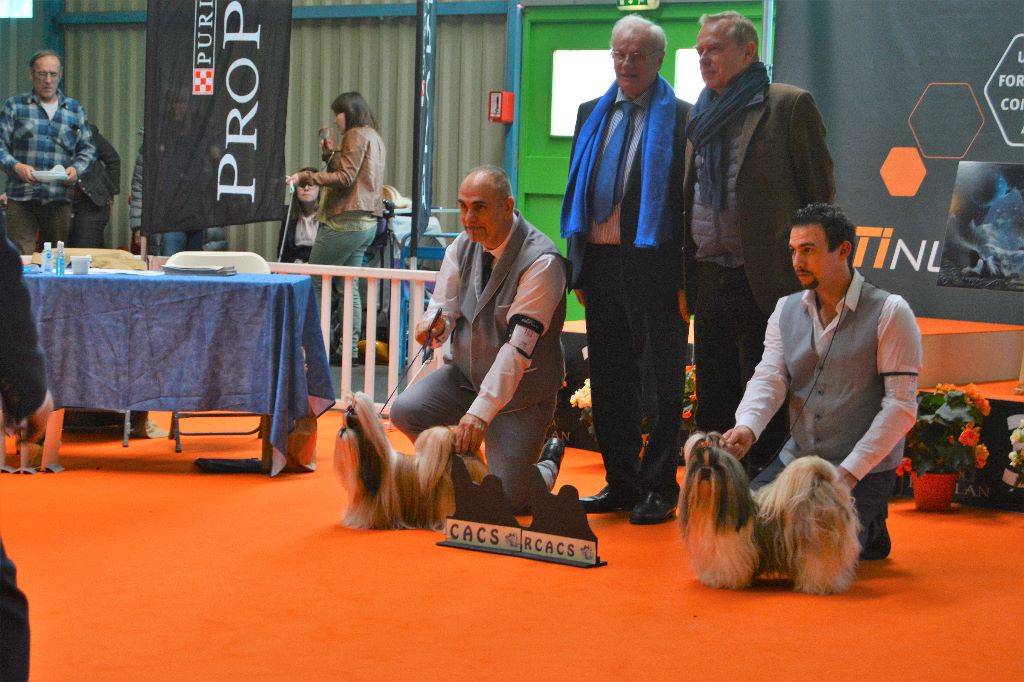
[2,411,1022,681]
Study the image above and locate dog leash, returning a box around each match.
[276,182,295,263]
[378,308,444,417]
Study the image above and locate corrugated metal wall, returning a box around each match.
[53,2,507,255]
[0,7,45,197]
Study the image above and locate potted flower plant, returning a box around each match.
[901,383,991,511]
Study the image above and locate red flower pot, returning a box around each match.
[911,471,959,512]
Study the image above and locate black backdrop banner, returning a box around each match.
[775,0,1024,324]
[142,0,291,234]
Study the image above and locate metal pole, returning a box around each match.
[503,0,523,196]
[410,0,438,270]
[762,0,775,81]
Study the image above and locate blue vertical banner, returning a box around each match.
[142,0,292,233]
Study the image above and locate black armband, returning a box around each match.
[505,314,545,359]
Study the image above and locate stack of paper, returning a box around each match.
[161,264,237,276]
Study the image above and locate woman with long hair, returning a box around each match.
[286,91,386,360]
[277,166,320,263]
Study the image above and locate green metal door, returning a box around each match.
[517,3,762,320]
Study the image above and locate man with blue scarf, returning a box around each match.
[682,11,835,475]
[561,15,690,525]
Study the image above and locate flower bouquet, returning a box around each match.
[569,365,699,439]
[1006,418,1024,490]
[569,378,595,438]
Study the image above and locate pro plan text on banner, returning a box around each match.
[142,0,291,234]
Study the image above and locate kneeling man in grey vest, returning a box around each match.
[721,203,923,560]
[390,167,567,513]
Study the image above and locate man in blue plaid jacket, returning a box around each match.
[0,49,95,255]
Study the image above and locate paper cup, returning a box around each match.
[71,255,91,275]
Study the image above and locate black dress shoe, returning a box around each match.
[580,486,637,514]
[629,491,676,525]
[538,437,565,470]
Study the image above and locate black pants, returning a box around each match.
[582,244,687,499]
[70,200,110,248]
[693,261,786,473]
[0,537,30,682]
[752,457,896,560]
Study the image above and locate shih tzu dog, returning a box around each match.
[678,432,861,595]
[333,392,489,531]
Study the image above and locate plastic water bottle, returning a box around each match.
[55,240,65,276]
[41,242,54,274]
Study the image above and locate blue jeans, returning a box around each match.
[160,230,205,256]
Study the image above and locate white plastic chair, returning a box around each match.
[164,250,271,274]
[163,250,272,453]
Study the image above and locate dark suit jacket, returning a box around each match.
[0,207,47,421]
[682,83,835,315]
[77,124,121,208]
[566,96,691,305]
[0,208,42,682]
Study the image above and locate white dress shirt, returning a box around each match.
[426,218,566,423]
[587,87,651,245]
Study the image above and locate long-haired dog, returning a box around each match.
[678,432,861,595]
[333,392,489,530]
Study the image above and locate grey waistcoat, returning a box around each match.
[691,119,744,266]
[451,215,566,414]
[779,281,903,474]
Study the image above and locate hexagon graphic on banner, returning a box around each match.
[984,33,1024,147]
[908,83,985,159]
[880,146,926,197]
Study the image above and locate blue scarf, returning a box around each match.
[561,76,677,248]
[685,62,769,210]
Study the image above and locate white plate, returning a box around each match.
[32,170,68,183]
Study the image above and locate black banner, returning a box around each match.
[142,0,291,234]
[775,0,1024,325]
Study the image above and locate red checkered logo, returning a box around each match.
[192,68,214,95]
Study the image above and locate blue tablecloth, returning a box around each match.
[25,271,336,474]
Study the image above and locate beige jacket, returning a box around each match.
[302,126,385,219]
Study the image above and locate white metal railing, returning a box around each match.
[269,261,441,412]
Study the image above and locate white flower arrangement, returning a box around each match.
[1009,418,1024,489]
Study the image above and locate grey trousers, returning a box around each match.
[389,363,557,512]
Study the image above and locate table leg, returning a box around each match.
[260,415,273,473]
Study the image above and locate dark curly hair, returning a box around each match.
[790,203,855,265]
